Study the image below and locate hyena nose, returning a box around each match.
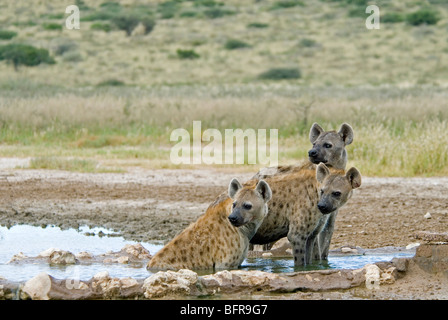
[228,215,238,224]
[308,149,318,157]
[317,203,327,212]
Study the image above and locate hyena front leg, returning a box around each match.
[287,222,311,266]
[317,210,338,261]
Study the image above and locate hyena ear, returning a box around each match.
[338,123,354,146]
[346,167,362,189]
[316,163,330,183]
[228,178,243,199]
[256,180,272,203]
[309,122,324,144]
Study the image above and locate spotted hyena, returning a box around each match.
[306,163,361,264]
[247,161,360,265]
[147,178,272,271]
[244,123,355,265]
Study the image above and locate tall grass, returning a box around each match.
[0,83,447,176]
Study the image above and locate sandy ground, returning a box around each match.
[1,162,448,299]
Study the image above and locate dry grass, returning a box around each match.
[0,0,447,176]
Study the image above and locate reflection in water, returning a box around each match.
[0,224,414,282]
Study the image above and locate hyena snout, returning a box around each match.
[308,147,326,164]
[228,209,245,227]
[317,198,334,215]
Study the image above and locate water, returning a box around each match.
[0,225,414,282]
[0,224,163,282]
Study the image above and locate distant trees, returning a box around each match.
[0,44,55,71]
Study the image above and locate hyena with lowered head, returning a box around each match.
[147,178,272,271]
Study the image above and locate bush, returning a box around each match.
[42,22,63,31]
[270,0,304,10]
[0,44,55,71]
[298,38,318,48]
[203,8,235,19]
[382,12,405,23]
[157,1,179,19]
[247,22,269,29]
[224,39,250,50]
[112,12,155,36]
[112,12,140,36]
[0,30,18,40]
[406,8,440,26]
[258,67,301,80]
[90,22,112,32]
[176,49,200,59]
[179,10,199,18]
[97,79,125,86]
[194,0,224,7]
[140,16,156,35]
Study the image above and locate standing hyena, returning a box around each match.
[305,163,361,264]
[147,178,272,271]
[248,162,360,265]
[246,123,355,265]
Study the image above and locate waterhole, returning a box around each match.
[0,224,414,282]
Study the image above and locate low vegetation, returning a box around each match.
[0,0,447,176]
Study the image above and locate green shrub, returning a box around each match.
[193,0,224,7]
[158,1,179,19]
[0,30,18,40]
[382,12,405,23]
[176,49,200,59]
[140,16,156,35]
[179,10,199,18]
[298,38,318,48]
[224,39,251,50]
[97,79,125,86]
[99,1,121,11]
[247,22,269,28]
[90,22,112,32]
[406,8,440,26]
[258,67,301,80]
[112,12,155,36]
[112,12,141,36]
[42,22,63,31]
[203,8,235,19]
[270,0,304,10]
[0,44,55,71]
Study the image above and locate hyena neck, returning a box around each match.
[330,150,347,170]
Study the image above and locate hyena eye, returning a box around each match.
[232,202,236,208]
[320,189,324,195]
[332,191,341,197]
[243,203,252,210]
[324,143,332,148]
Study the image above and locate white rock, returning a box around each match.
[93,271,110,280]
[364,264,381,290]
[39,248,60,257]
[424,212,432,219]
[23,272,52,300]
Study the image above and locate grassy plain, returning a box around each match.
[0,0,447,176]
